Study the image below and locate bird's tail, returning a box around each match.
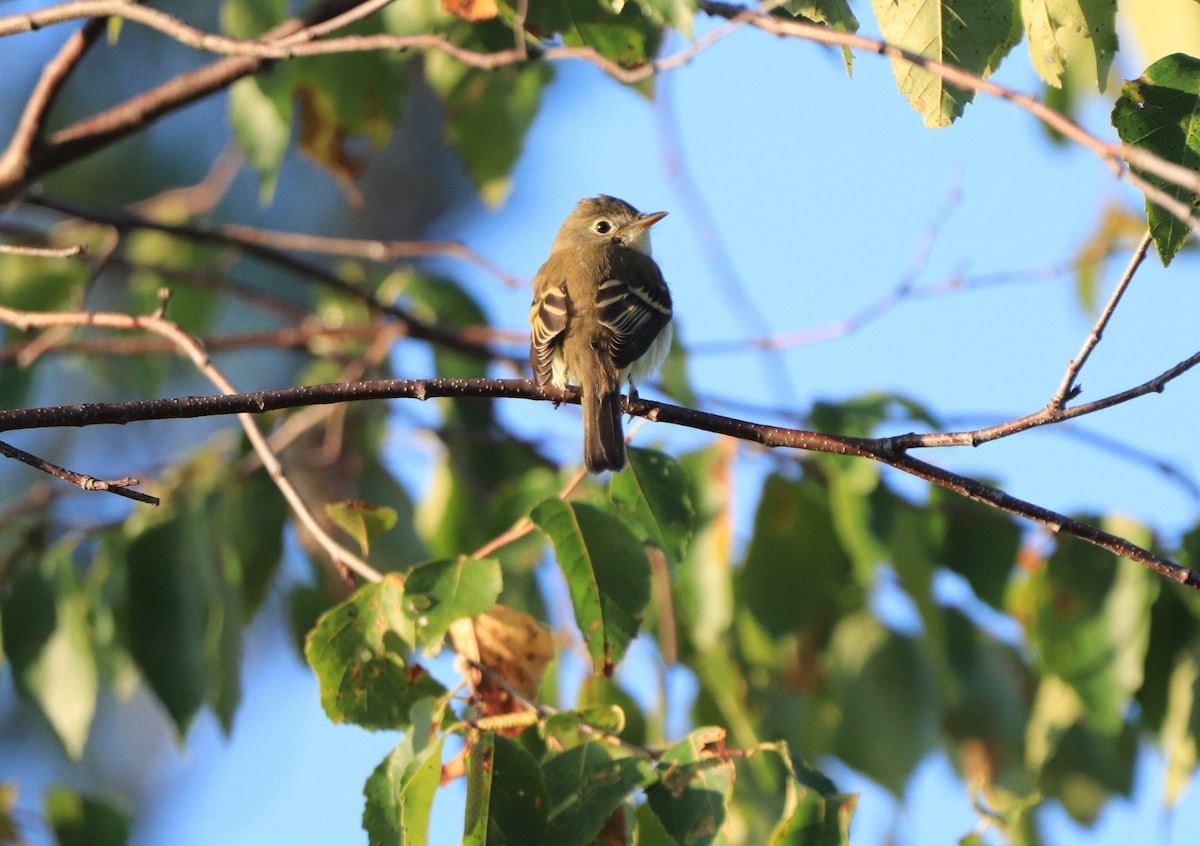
[583,389,626,473]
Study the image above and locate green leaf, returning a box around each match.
[871,0,1015,126]
[1027,533,1158,734]
[610,447,694,565]
[645,727,735,846]
[228,469,289,617]
[402,556,503,652]
[326,500,399,557]
[518,0,663,68]
[543,742,656,846]
[304,575,446,729]
[1112,53,1200,265]
[0,541,98,760]
[530,499,651,675]
[826,613,939,794]
[228,76,292,203]
[578,676,648,746]
[543,704,628,748]
[464,732,549,845]
[781,0,859,74]
[45,786,130,846]
[125,517,216,736]
[1021,0,1119,91]
[425,57,550,205]
[362,699,446,845]
[769,787,856,846]
[738,474,858,638]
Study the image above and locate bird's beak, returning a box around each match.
[632,210,668,229]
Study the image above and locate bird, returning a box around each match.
[529,195,674,473]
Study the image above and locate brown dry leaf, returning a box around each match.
[296,87,365,205]
[450,604,554,730]
[442,0,499,22]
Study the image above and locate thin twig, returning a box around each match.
[21,191,518,365]
[131,144,244,217]
[0,17,105,187]
[0,242,87,258]
[7,0,1195,224]
[214,223,523,288]
[0,438,158,504]
[1048,229,1152,409]
[0,300,381,584]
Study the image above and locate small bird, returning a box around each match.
[529,195,674,473]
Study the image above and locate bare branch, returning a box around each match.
[0,241,88,258]
[21,191,519,365]
[214,223,524,288]
[0,300,381,584]
[0,437,158,504]
[2,0,1194,249]
[0,372,1194,589]
[1,0,370,195]
[1049,229,1152,409]
[0,17,105,188]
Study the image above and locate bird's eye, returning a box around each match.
[594,219,612,234]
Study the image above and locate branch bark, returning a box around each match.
[0,375,1195,589]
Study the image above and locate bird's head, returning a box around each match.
[550,195,668,256]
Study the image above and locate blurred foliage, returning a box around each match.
[2,0,1200,845]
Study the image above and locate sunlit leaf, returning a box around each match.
[645,727,734,846]
[1,541,97,759]
[1112,53,1200,265]
[304,575,446,729]
[326,500,399,557]
[228,76,292,203]
[672,445,736,659]
[1160,647,1200,806]
[871,0,1015,126]
[362,699,445,845]
[402,556,502,652]
[1021,0,1119,91]
[1026,533,1158,734]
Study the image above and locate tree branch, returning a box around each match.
[0,437,158,504]
[0,374,1194,589]
[0,17,105,188]
[1048,230,1151,409]
[20,191,518,365]
[0,0,371,196]
[0,298,380,584]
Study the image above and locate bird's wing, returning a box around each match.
[529,264,570,386]
[596,249,673,371]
